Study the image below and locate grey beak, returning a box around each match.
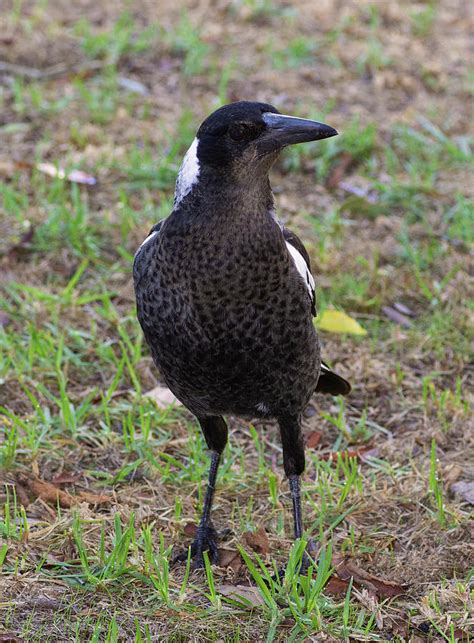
[261,112,338,151]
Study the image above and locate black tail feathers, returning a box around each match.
[316,361,351,396]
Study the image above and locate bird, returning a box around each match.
[133,101,351,570]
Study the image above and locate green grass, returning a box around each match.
[0,1,473,640]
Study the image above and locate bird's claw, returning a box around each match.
[172,524,219,569]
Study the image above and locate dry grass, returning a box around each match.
[0,0,473,641]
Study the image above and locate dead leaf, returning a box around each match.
[0,635,25,642]
[36,162,96,185]
[306,430,323,448]
[51,472,82,486]
[451,481,474,505]
[382,305,412,328]
[13,479,31,507]
[218,548,242,573]
[219,584,265,606]
[144,385,182,408]
[243,526,270,555]
[77,491,111,505]
[324,576,350,596]
[316,310,367,336]
[334,555,407,598]
[18,474,75,508]
[16,474,110,507]
[326,152,354,189]
[183,522,197,537]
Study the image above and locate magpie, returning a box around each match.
[133,101,351,569]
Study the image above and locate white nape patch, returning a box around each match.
[135,230,158,257]
[320,362,330,373]
[174,137,200,206]
[256,401,269,414]
[286,241,315,298]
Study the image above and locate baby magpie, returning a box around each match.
[133,101,351,568]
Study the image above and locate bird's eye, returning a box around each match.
[229,122,260,142]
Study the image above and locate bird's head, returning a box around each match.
[174,101,338,205]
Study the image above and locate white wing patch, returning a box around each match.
[286,241,315,299]
[174,137,200,206]
[135,230,159,257]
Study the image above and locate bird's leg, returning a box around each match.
[173,416,228,569]
[278,414,314,573]
[288,473,304,540]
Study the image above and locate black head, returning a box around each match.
[195,100,338,173]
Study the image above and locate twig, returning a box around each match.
[0,60,104,81]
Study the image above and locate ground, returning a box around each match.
[0,0,473,641]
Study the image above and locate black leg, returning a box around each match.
[288,473,303,540]
[174,415,228,568]
[278,414,313,571]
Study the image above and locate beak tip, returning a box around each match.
[324,126,338,139]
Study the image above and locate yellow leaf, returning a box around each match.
[316,309,367,336]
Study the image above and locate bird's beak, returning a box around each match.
[259,112,338,153]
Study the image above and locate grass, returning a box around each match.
[1,0,473,641]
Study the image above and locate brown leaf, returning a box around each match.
[326,152,354,189]
[306,430,323,448]
[18,474,75,508]
[334,555,407,598]
[14,479,31,507]
[183,522,197,537]
[144,385,182,409]
[324,576,351,596]
[382,305,412,328]
[77,491,111,505]
[51,472,82,486]
[243,525,270,555]
[451,481,474,505]
[0,635,25,642]
[218,548,242,573]
[219,584,265,606]
[17,474,110,507]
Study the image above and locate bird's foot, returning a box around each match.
[172,524,219,569]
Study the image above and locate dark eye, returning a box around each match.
[228,122,262,142]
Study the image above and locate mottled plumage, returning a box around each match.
[134,101,350,568]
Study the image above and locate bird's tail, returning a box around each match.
[316,361,351,396]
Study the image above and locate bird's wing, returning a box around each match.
[316,361,351,395]
[283,227,351,396]
[283,227,316,316]
[134,220,164,257]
